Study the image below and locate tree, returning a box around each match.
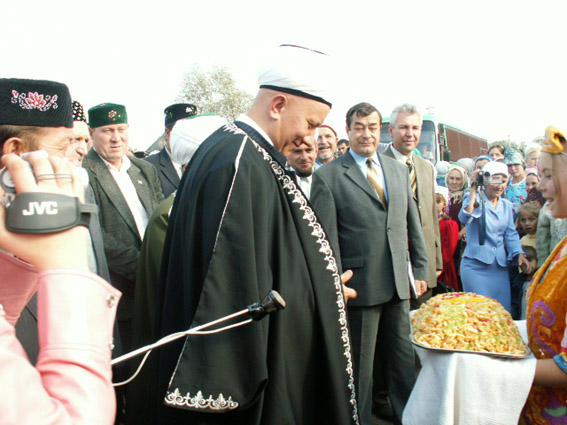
[176,65,254,121]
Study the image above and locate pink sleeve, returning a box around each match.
[0,250,38,326]
[0,269,120,425]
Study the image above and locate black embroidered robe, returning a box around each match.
[151,121,359,425]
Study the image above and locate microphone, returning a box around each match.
[111,290,286,373]
[248,290,286,321]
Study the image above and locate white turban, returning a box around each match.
[258,44,333,107]
[170,114,227,165]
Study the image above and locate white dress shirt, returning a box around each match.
[98,153,149,239]
[297,175,313,200]
[390,146,413,165]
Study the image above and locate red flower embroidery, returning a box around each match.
[10,90,58,111]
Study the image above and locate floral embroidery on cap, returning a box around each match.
[11,90,58,111]
[108,110,117,119]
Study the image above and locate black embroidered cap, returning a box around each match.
[164,103,198,127]
[72,100,87,123]
[0,78,73,128]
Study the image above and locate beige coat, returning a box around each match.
[384,147,442,288]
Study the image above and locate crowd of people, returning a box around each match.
[0,44,566,425]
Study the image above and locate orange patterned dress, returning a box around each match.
[523,236,567,424]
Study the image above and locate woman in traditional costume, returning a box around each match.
[522,126,567,424]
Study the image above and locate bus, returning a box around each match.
[378,115,488,164]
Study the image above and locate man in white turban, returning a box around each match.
[148,45,360,425]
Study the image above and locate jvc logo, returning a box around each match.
[22,201,58,216]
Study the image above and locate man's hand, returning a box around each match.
[436,270,443,278]
[341,269,357,304]
[415,279,428,297]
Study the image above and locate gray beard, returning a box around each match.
[318,151,333,161]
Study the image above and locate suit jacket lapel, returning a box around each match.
[343,153,382,204]
[159,148,180,187]
[413,153,430,206]
[85,150,139,237]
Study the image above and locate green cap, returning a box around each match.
[88,103,128,128]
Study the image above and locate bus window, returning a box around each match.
[417,120,436,163]
[377,122,392,153]
[379,119,437,162]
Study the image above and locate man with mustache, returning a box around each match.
[316,124,338,165]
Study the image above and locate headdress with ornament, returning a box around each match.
[72,100,87,123]
[541,126,566,154]
[0,78,73,128]
[88,103,128,128]
[164,103,198,127]
[258,44,333,107]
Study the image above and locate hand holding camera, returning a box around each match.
[0,153,92,272]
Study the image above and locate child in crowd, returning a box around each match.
[504,147,528,213]
[517,202,541,249]
[525,168,539,194]
[510,245,537,319]
[435,186,460,292]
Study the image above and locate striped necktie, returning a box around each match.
[366,158,387,208]
[406,158,417,199]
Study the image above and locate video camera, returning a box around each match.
[0,153,97,234]
[476,171,504,187]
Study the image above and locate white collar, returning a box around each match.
[237,114,274,147]
[96,149,131,172]
[391,146,412,164]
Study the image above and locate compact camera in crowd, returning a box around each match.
[476,172,503,187]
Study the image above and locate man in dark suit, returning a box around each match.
[311,102,429,425]
[82,103,163,352]
[383,104,443,307]
[146,103,198,197]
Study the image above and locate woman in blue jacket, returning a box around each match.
[459,161,532,312]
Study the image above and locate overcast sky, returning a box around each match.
[3,0,566,150]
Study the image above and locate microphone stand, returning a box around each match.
[111,290,286,386]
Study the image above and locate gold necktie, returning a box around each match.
[406,158,417,199]
[366,158,387,207]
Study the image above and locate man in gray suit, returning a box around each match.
[311,102,429,425]
[383,104,443,307]
[82,103,163,352]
